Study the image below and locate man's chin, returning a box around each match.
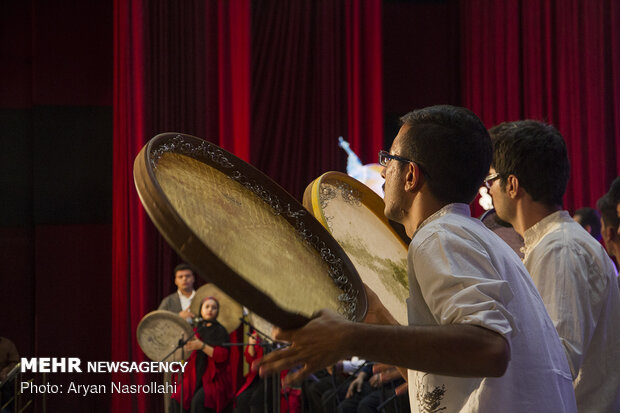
[383,206,399,222]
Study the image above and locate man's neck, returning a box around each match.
[402,189,450,237]
[512,200,561,237]
[178,289,194,298]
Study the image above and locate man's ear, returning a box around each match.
[602,226,615,244]
[404,162,423,192]
[505,175,521,199]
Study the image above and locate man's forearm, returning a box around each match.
[259,310,510,383]
[343,322,509,378]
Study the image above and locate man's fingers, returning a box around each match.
[252,311,344,383]
[345,384,354,399]
[272,327,294,342]
[253,347,300,376]
[395,382,408,396]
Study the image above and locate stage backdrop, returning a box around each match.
[111,0,382,411]
[2,2,619,413]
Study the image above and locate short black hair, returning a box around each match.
[574,207,601,240]
[399,105,492,204]
[489,120,569,207]
[597,194,620,230]
[174,263,194,276]
[608,177,620,205]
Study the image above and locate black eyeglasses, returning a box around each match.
[378,150,431,179]
[378,150,413,166]
[484,172,501,189]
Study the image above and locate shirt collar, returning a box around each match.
[412,203,471,238]
[522,210,572,256]
[178,289,196,301]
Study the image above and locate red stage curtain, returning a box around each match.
[461,0,620,211]
[346,0,384,164]
[112,1,382,411]
[251,0,383,199]
[112,0,249,411]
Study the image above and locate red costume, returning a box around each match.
[234,337,301,413]
[236,337,264,398]
[171,321,233,412]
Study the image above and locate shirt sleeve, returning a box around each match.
[527,243,606,379]
[341,357,366,375]
[412,230,517,339]
[361,362,374,377]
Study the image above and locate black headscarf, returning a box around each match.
[193,320,228,392]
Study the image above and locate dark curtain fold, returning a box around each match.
[251,0,383,199]
[112,1,249,411]
[346,0,384,164]
[219,0,252,161]
[460,0,620,211]
[112,1,163,411]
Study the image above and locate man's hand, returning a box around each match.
[369,373,382,388]
[371,364,403,386]
[395,382,408,396]
[179,309,194,319]
[345,372,367,398]
[254,309,352,385]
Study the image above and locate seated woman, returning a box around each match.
[233,331,263,413]
[234,334,301,413]
[170,297,233,413]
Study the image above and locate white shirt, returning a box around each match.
[178,290,196,322]
[407,204,576,413]
[342,357,366,375]
[523,210,620,412]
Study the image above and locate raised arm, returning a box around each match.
[257,309,509,385]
